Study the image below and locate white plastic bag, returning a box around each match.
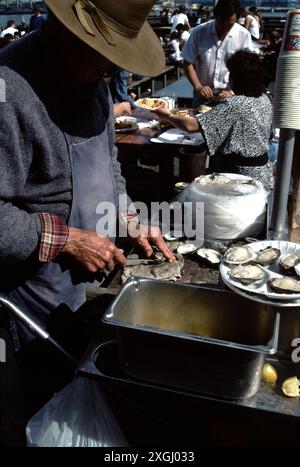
[174,173,268,241]
[26,376,128,447]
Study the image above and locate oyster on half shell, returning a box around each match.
[279,254,300,275]
[254,247,281,266]
[269,277,300,293]
[229,264,265,285]
[224,246,255,265]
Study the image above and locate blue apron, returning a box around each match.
[8,123,117,348]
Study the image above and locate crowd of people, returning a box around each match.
[0,6,45,49]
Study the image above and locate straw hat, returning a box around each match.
[44,0,165,76]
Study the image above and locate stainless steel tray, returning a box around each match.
[102,278,280,399]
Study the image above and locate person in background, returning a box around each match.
[30,6,46,32]
[0,20,18,38]
[237,7,247,26]
[114,102,133,117]
[248,5,263,35]
[2,33,14,46]
[263,30,282,85]
[176,23,190,49]
[153,50,273,189]
[182,0,252,107]
[244,9,260,40]
[171,5,191,33]
[109,69,137,111]
[167,31,183,63]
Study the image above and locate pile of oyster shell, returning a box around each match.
[224,245,300,294]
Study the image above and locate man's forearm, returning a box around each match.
[184,61,202,92]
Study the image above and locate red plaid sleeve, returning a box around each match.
[38,214,69,263]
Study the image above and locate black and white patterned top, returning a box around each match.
[197,94,274,189]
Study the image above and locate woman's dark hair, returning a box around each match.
[214,0,240,19]
[227,50,265,97]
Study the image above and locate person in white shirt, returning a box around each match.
[171,5,191,33]
[0,20,18,39]
[244,13,260,40]
[176,24,191,49]
[167,31,183,63]
[182,0,252,107]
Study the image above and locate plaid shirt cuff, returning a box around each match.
[39,214,69,263]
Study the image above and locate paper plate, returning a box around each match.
[220,240,300,301]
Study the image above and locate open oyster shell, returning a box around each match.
[279,254,300,275]
[254,247,281,266]
[224,246,256,265]
[229,264,266,285]
[177,244,198,255]
[269,277,300,293]
[196,248,222,267]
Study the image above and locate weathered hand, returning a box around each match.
[62,227,127,272]
[128,223,176,263]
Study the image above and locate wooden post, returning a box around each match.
[289,131,300,243]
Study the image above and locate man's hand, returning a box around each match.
[128,223,176,263]
[215,90,234,100]
[196,85,214,100]
[113,102,132,117]
[62,227,127,272]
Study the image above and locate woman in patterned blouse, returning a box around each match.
[153,50,274,189]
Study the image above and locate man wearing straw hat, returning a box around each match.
[0,1,175,444]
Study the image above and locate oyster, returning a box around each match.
[279,254,300,275]
[177,243,198,255]
[229,264,265,285]
[294,260,300,277]
[224,246,255,265]
[282,376,300,397]
[254,247,281,266]
[269,277,300,293]
[164,231,181,242]
[196,248,222,266]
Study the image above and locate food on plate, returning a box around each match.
[229,264,266,285]
[254,247,281,266]
[224,245,255,265]
[170,108,189,117]
[279,253,300,275]
[135,97,166,110]
[281,376,300,397]
[262,363,278,383]
[269,277,300,293]
[115,117,137,130]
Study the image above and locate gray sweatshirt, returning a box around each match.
[0,31,128,267]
